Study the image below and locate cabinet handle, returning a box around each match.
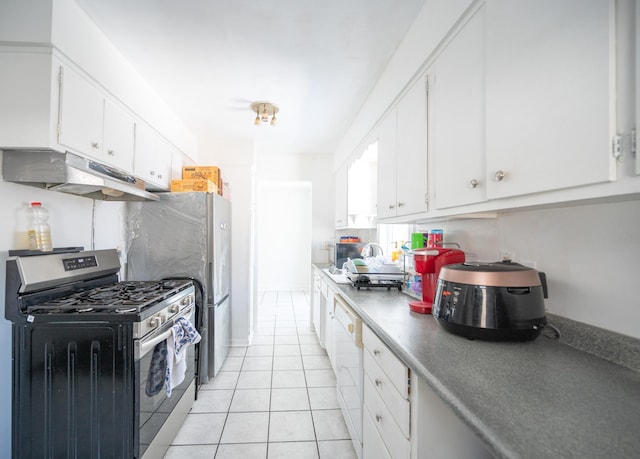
[373,349,381,356]
[375,378,382,387]
[150,170,155,176]
[107,149,115,156]
[91,142,100,149]
[397,202,405,207]
[158,174,163,179]
[388,204,395,210]
[348,323,354,333]
[469,179,479,188]
[494,170,505,182]
[375,414,382,423]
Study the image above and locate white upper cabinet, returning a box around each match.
[347,141,378,228]
[58,66,104,158]
[376,109,398,219]
[102,98,135,172]
[134,122,172,190]
[485,0,616,199]
[395,77,429,216]
[58,65,134,172]
[377,77,428,220]
[334,165,348,228]
[432,6,486,209]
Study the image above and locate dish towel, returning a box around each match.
[145,340,168,396]
[165,316,201,396]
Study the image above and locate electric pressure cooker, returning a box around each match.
[433,261,548,341]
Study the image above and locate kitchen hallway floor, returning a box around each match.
[163,290,357,459]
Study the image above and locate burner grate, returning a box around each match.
[26,280,192,315]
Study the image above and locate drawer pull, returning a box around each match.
[375,378,382,387]
[376,414,382,423]
[373,349,381,356]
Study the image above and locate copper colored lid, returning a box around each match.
[439,262,542,287]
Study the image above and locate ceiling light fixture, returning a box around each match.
[250,101,279,127]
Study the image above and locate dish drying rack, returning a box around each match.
[344,258,405,291]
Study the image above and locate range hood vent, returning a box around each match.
[2,150,159,201]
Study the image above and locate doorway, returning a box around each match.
[256,181,312,293]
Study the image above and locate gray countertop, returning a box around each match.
[314,266,640,459]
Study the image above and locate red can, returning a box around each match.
[427,230,443,248]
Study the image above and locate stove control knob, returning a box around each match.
[149,316,161,328]
[169,304,180,314]
[181,296,192,306]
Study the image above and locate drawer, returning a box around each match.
[364,352,410,437]
[363,404,393,459]
[363,324,409,398]
[364,375,410,459]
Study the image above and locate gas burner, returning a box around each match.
[25,279,194,316]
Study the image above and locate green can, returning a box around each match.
[411,232,425,249]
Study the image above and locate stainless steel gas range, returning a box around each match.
[4,249,197,459]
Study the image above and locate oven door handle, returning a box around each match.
[140,328,173,359]
[139,305,196,359]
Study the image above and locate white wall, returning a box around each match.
[0,154,128,459]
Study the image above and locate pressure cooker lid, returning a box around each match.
[439,261,542,287]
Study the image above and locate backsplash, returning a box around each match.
[544,313,640,373]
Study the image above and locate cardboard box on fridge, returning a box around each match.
[170,179,218,193]
[182,166,220,184]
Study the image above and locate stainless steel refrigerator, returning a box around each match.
[126,192,231,383]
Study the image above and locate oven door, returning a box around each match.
[136,305,196,458]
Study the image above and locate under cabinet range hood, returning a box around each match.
[2,150,159,201]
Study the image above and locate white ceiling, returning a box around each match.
[74,0,426,155]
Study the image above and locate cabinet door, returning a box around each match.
[376,109,398,219]
[58,66,104,159]
[485,0,615,199]
[396,77,428,216]
[103,98,134,172]
[312,274,322,339]
[433,6,486,209]
[134,122,171,190]
[334,165,348,228]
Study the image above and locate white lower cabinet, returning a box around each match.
[363,325,411,459]
[364,375,410,459]
[362,324,492,459]
[363,403,393,459]
[312,271,322,342]
[325,288,336,370]
[410,375,493,459]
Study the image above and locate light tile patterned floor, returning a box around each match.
[163,290,357,459]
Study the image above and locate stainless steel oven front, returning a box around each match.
[135,293,197,459]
